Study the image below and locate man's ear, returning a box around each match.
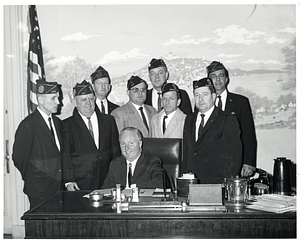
[177,98,181,107]
[166,71,169,81]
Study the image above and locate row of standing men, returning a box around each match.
[12,58,257,209]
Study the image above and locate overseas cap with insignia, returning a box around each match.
[148,58,167,71]
[90,66,110,83]
[36,78,59,94]
[193,77,215,92]
[73,80,94,97]
[127,76,148,90]
[206,61,228,77]
[161,82,180,96]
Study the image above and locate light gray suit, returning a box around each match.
[111,101,157,137]
[150,108,186,138]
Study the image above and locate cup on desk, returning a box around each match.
[227,177,248,203]
[177,173,198,197]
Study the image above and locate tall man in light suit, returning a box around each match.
[150,83,186,138]
[62,80,120,191]
[206,61,257,177]
[12,79,62,209]
[90,65,119,114]
[111,76,157,138]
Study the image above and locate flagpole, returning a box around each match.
[27,5,46,114]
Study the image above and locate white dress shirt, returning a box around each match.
[195,106,214,141]
[37,107,60,150]
[215,90,227,111]
[126,154,140,188]
[78,111,99,149]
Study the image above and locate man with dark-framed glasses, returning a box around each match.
[111,76,157,137]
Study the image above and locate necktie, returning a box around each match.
[198,114,205,138]
[157,92,162,111]
[128,163,132,187]
[48,117,55,137]
[162,115,168,134]
[101,101,105,114]
[217,95,222,110]
[139,107,149,131]
[87,117,94,140]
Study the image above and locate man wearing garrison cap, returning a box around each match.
[111,76,157,137]
[150,83,186,138]
[206,61,257,177]
[61,80,120,191]
[145,58,192,115]
[182,77,242,184]
[12,79,63,209]
[90,66,119,114]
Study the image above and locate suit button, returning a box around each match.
[194,153,196,155]
[59,169,61,172]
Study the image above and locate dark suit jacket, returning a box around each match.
[96,99,119,114]
[102,151,164,189]
[61,107,121,190]
[107,100,119,114]
[183,107,242,184]
[224,92,257,167]
[12,109,62,199]
[145,88,192,115]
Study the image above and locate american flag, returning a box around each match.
[27,5,45,114]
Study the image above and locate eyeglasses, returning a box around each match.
[130,88,147,93]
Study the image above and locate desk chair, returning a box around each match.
[143,138,183,191]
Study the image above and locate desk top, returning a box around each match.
[22,191,296,220]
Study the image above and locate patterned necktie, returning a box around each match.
[157,92,162,111]
[139,107,149,131]
[101,101,105,114]
[87,117,94,140]
[48,117,55,137]
[217,95,222,110]
[162,115,168,134]
[128,163,132,187]
[198,114,205,138]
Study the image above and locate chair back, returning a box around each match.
[143,138,183,189]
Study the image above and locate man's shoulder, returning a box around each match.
[111,102,130,113]
[144,104,157,112]
[228,92,249,101]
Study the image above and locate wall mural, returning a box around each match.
[36,4,295,177]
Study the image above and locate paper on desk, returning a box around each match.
[246,194,296,213]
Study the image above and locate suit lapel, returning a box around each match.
[74,108,97,148]
[164,109,179,137]
[132,152,146,181]
[128,102,148,134]
[225,92,234,113]
[194,107,218,148]
[35,110,58,147]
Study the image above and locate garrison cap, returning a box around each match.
[193,77,215,90]
[127,76,148,90]
[148,58,167,71]
[90,66,110,83]
[36,78,59,94]
[161,82,180,96]
[73,80,94,97]
[206,61,227,77]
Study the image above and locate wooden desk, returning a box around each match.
[22,191,296,239]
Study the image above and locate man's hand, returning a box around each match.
[241,164,256,177]
[66,182,80,191]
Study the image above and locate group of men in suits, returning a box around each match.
[12,58,257,209]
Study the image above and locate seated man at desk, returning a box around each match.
[102,127,164,189]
